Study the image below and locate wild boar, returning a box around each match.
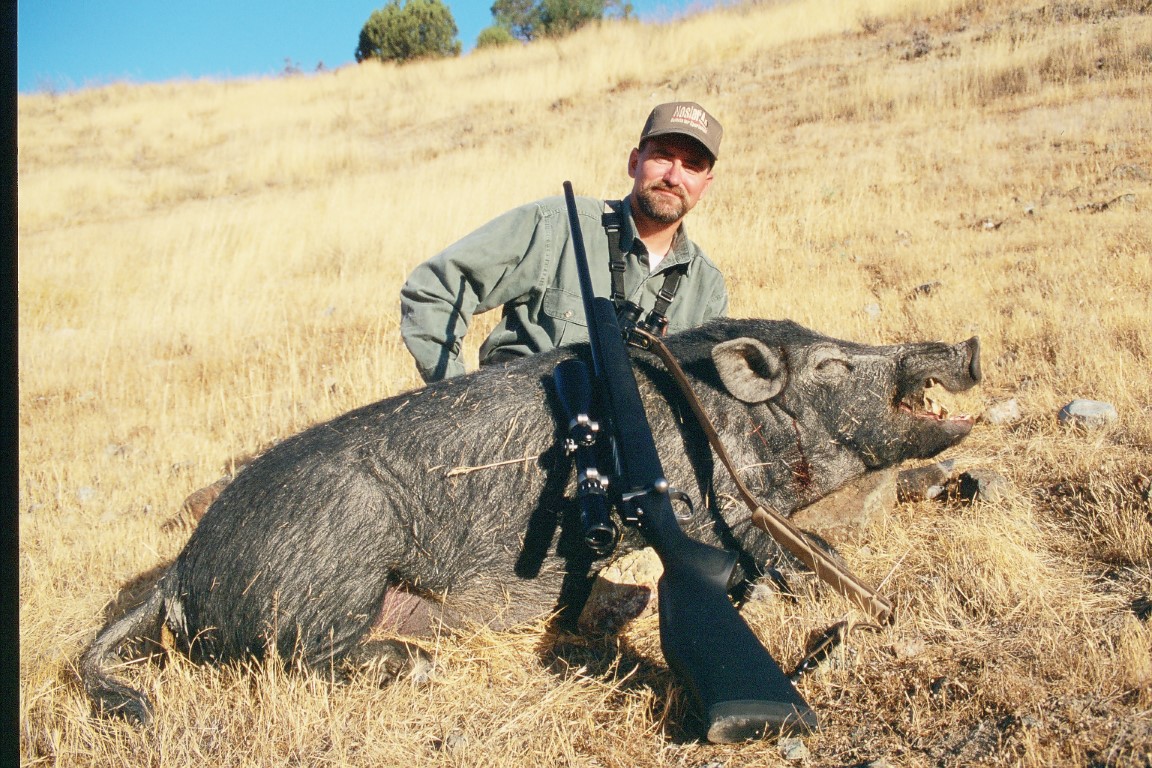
[81,318,981,724]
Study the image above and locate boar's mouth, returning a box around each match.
[892,336,981,442]
[896,377,976,435]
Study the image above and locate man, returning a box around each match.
[400,101,728,383]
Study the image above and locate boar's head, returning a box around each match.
[671,320,980,507]
[710,320,980,464]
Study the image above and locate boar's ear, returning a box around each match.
[712,338,786,404]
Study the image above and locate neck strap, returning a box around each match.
[602,201,685,325]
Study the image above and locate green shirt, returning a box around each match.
[400,194,729,383]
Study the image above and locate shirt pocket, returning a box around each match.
[540,285,588,347]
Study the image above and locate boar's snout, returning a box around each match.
[900,336,982,396]
[966,336,982,384]
[945,336,981,390]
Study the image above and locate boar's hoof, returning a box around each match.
[340,639,436,686]
[169,476,232,529]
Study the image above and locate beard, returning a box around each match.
[634,180,691,224]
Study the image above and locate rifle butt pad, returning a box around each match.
[706,699,819,743]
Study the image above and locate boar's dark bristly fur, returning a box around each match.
[80,318,980,724]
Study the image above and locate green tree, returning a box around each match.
[490,0,541,41]
[538,0,605,37]
[356,0,462,64]
[490,0,630,42]
[476,25,518,50]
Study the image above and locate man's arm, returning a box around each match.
[399,203,551,383]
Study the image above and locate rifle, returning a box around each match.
[553,181,817,742]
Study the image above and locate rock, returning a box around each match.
[790,468,897,545]
[1111,164,1149,181]
[983,398,1021,425]
[891,635,927,659]
[897,461,956,503]
[779,737,810,762]
[577,547,662,635]
[956,469,1012,503]
[1058,399,1118,430]
[432,729,468,753]
[743,583,778,604]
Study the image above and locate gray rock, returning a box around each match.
[432,729,468,753]
[1058,399,1118,430]
[983,398,1021,425]
[779,736,810,762]
[743,583,779,605]
[1111,164,1149,180]
[577,547,661,635]
[891,635,927,659]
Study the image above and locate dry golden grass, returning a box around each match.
[18,0,1152,765]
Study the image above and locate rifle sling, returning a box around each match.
[630,327,895,626]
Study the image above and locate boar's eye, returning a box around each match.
[810,345,853,377]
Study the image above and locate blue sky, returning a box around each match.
[17,1,714,94]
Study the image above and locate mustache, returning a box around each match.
[644,180,688,200]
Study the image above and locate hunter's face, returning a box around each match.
[629,134,715,226]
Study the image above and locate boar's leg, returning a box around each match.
[369,568,583,637]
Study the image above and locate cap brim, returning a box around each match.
[642,129,718,163]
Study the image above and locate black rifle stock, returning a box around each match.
[558,182,817,742]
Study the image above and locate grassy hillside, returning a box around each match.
[18,0,1152,765]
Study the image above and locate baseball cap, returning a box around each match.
[638,101,723,163]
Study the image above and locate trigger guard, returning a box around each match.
[669,489,694,521]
